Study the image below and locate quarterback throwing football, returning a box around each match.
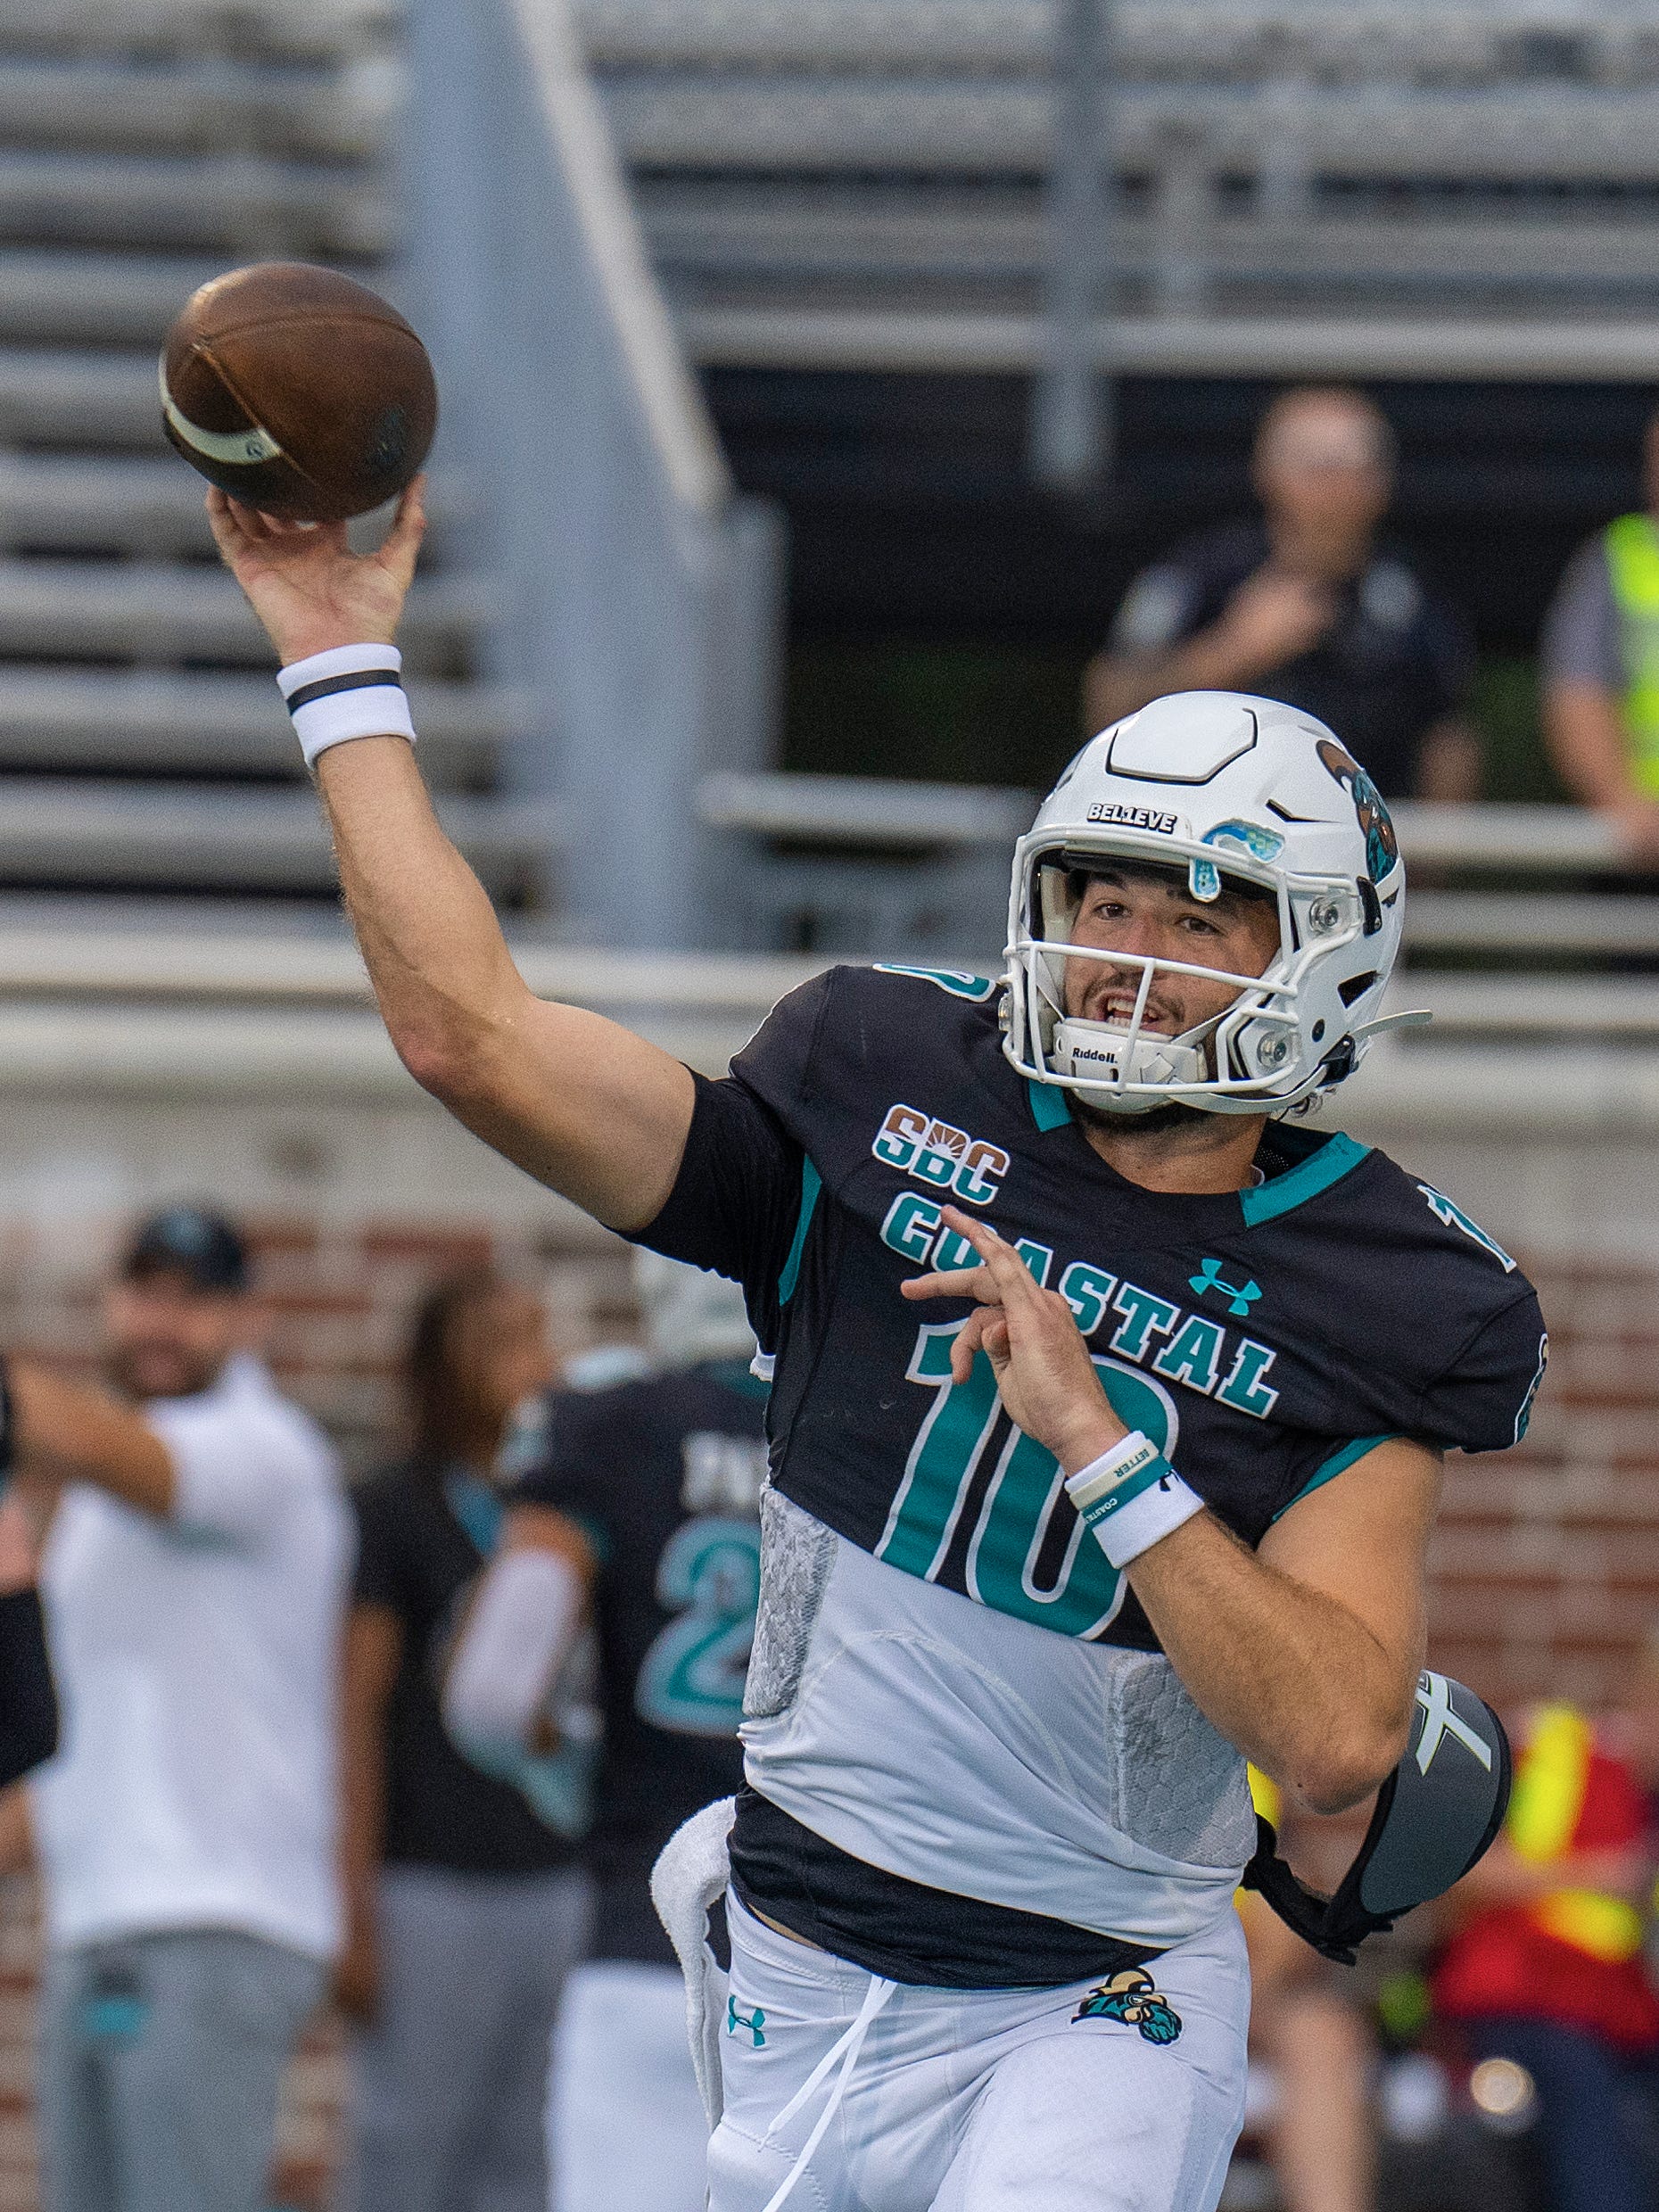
[211,486,1541,2212]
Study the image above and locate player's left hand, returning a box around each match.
[902,1207,1128,1473]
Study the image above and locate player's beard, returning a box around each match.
[1070,1095,1211,1137]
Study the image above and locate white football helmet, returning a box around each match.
[1003,691,1411,1116]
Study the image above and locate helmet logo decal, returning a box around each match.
[1316,739,1399,881]
[1201,819,1285,863]
[1188,1259,1262,1318]
[1085,802,1180,833]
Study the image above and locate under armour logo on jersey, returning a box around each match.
[1416,1184,1516,1274]
[1188,1259,1262,1318]
[1415,1672,1493,1777]
[872,1102,1010,1207]
[727,1996,767,2047]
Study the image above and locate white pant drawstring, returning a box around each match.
[758,1971,898,2212]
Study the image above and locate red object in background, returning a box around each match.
[1434,1709,1659,2053]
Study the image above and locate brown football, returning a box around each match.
[160,262,438,522]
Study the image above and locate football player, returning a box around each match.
[210,489,1546,2212]
[442,1254,766,2212]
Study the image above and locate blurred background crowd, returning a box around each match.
[0,1,1657,2209]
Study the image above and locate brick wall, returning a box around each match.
[0,1224,1647,2208]
[1429,1257,1659,1716]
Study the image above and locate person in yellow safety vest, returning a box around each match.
[1542,407,1659,861]
[1236,1768,1377,2212]
[1433,1702,1659,2212]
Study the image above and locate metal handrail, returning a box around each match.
[517,0,727,517]
[405,0,783,948]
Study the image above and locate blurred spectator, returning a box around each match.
[10,1205,350,2212]
[1540,404,1659,860]
[1084,386,1479,799]
[1239,1769,1377,2212]
[335,1267,589,2212]
[446,1253,764,2212]
[1432,1698,1659,2212]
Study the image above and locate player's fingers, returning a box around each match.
[225,497,276,542]
[202,489,244,556]
[937,1207,1044,1307]
[949,1306,995,1382]
[381,476,428,578]
[900,1262,995,1304]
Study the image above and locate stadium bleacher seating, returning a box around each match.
[0,0,547,902]
[576,0,1659,379]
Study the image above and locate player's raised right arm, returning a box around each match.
[207,483,695,1232]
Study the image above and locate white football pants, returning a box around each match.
[707,1894,1250,2212]
[550,1960,711,2212]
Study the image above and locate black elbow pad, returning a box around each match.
[1240,1671,1511,1965]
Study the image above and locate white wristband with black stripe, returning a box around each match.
[277,644,417,767]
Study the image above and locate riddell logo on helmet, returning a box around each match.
[1086,803,1180,833]
[872,1104,1010,1206]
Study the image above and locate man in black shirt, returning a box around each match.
[1085,387,1478,800]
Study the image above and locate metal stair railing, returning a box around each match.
[405,0,784,950]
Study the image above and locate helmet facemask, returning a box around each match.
[1011,842,1334,1118]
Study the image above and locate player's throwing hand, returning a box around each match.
[205,476,427,666]
[901,1205,1128,1474]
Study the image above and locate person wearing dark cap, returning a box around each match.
[0,1205,352,2212]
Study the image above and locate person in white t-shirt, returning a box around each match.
[2,1205,352,2212]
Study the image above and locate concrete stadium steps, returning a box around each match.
[0,0,520,907]
[574,0,1659,368]
[599,78,1659,185]
[0,560,489,667]
[0,451,259,552]
[0,150,390,256]
[0,350,178,448]
[574,0,1659,84]
[0,0,396,66]
[0,453,478,555]
[638,183,1659,314]
[0,55,396,160]
[0,667,527,779]
[0,252,239,346]
[0,782,557,896]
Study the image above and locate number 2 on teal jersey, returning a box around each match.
[635,1518,761,1736]
[877,1321,1179,1638]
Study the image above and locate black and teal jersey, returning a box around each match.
[515,1362,767,1962]
[639,964,1547,1655]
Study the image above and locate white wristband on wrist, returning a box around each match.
[277,643,417,767]
[1065,1429,1204,1569]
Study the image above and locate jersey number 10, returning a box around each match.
[878,1321,1180,1639]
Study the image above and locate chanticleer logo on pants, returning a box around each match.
[1072,1969,1183,2044]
